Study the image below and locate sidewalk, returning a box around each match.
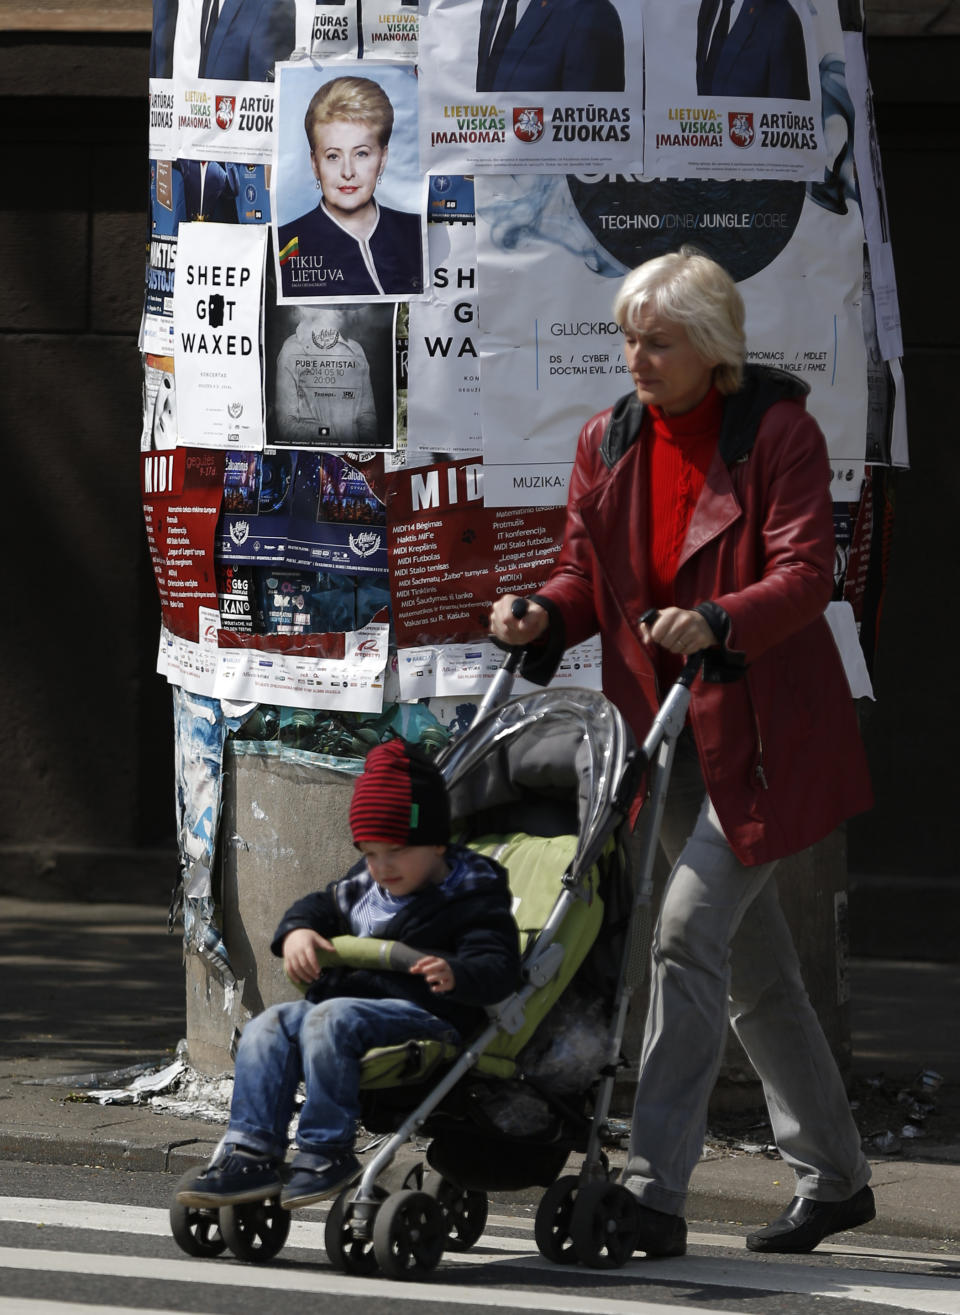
[1,896,958,1244]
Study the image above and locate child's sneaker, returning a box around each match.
[175,1149,283,1207]
[280,1152,361,1209]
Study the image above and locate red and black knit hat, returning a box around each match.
[349,739,450,848]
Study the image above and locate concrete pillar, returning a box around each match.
[185,745,359,1073]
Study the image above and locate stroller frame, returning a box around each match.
[311,650,703,1271]
[169,640,703,1275]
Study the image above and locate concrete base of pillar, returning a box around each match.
[185,745,359,1074]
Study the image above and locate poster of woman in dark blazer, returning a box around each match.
[274,64,425,302]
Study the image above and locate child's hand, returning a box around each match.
[283,928,335,985]
[410,955,456,994]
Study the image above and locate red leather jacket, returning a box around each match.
[529,367,873,865]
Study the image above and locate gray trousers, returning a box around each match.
[624,734,870,1215]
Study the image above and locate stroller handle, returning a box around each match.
[473,596,542,721]
[492,596,534,676]
[640,608,706,686]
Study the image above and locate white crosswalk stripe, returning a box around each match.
[0,1303,212,1315]
[0,1248,721,1315]
[1,1196,959,1315]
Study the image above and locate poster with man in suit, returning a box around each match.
[156,0,300,162]
[695,0,809,100]
[643,0,830,181]
[476,0,624,93]
[418,0,641,174]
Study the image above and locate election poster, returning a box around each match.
[149,82,179,162]
[265,300,398,450]
[642,0,829,182]
[361,0,419,60]
[173,222,268,448]
[155,80,281,165]
[149,0,297,86]
[272,61,426,303]
[406,221,481,467]
[386,456,566,646]
[418,0,642,174]
[476,170,868,507]
[151,0,306,162]
[141,446,225,643]
[296,0,360,58]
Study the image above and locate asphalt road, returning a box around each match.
[2,1160,959,1315]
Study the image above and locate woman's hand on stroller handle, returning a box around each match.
[489,594,549,649]
[640,606,714,658]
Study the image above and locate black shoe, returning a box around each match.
[280,1152,361,1209]
[175,1150,283,1208]
[746,1185,876,1253]
[634,1203,687,1258]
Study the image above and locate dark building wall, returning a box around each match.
[0,27,956,903]
[845,37,960,879]
[0,34,176,900]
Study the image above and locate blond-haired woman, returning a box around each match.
[490,247,875,1258]
[277,76,422,299]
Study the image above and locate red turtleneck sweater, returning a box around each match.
[646,386,723,609]
[646,387,723,686]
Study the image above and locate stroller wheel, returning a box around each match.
[424,1174,488,1250]
[534,1175,580,1264]
[570,1180,639,1269]
[372,1189,445,1278]
[325,1183,387,1275]
[219,1196,290,1262]
[169,1172,227,1257]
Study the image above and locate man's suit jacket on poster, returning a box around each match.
[177,160,242,222]
[200,0,296,81]
[476,0,625,93]
[696,0,809,100]
[150,0,178,77]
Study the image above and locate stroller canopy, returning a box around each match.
[439,688,638,887]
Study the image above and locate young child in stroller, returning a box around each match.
[176,738,521,1212]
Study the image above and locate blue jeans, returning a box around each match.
[227,996,458,1168]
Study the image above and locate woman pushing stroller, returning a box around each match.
[490,246,875,1257]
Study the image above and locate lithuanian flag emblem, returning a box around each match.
[279,235,299,265]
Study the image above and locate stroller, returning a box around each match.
[170,629,702,1276]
